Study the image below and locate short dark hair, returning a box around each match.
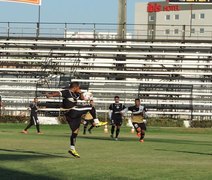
[69,82,80,88]
[114,96,120,99]
[135,98,140,102]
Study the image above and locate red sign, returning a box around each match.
[147,3,180,13]
[0,0,41,5]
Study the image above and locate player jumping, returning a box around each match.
[46,82,106,158]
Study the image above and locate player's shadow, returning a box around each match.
[79,135,135,142]
[147,138,212,146]
[0,148,68,160]
[0,167,59,180]
[155,148,212,156]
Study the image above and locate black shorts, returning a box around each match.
[111,118,122,126]
[64,105,96,131]
[65,115,81,132]
[132,122,146,131]
[65,105,95,119]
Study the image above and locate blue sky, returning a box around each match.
[0,0,161,23]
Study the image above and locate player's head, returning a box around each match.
[135,98,140,107]
[114,96,120,103]
[69,82,80,92]
[34,97,38,103]
[89,99,94,106]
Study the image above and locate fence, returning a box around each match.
[1,22,212,40]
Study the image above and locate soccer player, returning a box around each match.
[122,98,147,143]
[109,96,126,140]
[82,100,96,135]
[46,82,106,158]
[22,98,42,134]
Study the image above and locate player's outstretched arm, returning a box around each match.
[121,107,129,116]
[46,92,61,98]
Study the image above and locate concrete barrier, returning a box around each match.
[38,117,60,125]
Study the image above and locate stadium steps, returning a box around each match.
[1,37,212,119]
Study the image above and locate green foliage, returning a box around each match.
[191,120,212,128]
[0,115,28,123]
[57,116,67,124]
[147,117,184,127]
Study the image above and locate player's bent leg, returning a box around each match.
[22,121,33,134]
[67,116,81,158]
[93,118,107,127]
[140,130,145,141]
[88,123,95,134]
[135,127,141,137]
[69,131,80,158]
[139,123,146,143]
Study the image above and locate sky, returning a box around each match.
[0,0,161,24]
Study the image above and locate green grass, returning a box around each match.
[0,123,212,180]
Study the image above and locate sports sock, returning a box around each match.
[70,133,78,147]
[115,128,120,138]
[70,145,75,150]
[36,124,40,133]
[83,126,87,134]
[111,125,115,136]
[88,125,94,131]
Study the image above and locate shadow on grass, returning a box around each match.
[155,148,212,156]
[147,137,212,146]
[0,167,59,180]
[78,135,136,142]
[0,148,68,160]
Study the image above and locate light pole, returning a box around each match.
[117,0,127,39]
[116,0,127,79]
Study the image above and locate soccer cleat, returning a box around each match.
[88,129,92,134]
[96,121,108,127]
[21,130,28,134]
[115,138,118,141]
[68,149,80,158]
[110,134,114,138]
[37,132,43,134]
[139,139,144,143]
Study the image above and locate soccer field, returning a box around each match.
[0,124,211,180]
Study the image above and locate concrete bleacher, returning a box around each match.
[0,30,212,120]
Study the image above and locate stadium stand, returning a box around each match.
[0,22,212,120]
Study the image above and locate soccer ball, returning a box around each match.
[83,91,93,101]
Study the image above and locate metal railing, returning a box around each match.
[1,22,212,40]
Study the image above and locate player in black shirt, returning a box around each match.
[82,100,96,135]
[122,98,147,143]
[46,82,105,158]
[109,96,126,140]
[22,98,42,134]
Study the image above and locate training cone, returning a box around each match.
[131,127,135,133]
[104,125,108,133]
